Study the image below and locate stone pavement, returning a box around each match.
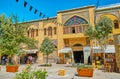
[0,63,120,79]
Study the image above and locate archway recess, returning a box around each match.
[97,14,119,29]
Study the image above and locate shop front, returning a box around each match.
[21,49,38,64]
[114,34,120,72]
[58,47,74,64]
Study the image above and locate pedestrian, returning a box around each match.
[98,56,102,65]
[24,56,28,64]
[88,56,91,65]
[2,56,6,65]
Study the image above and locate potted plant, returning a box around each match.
[6,63,19,72]
[0,15,36,72]
[77,64,94,77]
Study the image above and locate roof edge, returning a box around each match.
[20,16,57,24]
[96,3,120,11]
[57,5,94,13]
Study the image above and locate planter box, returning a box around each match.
[6,65,18,72]
[58,69,65,76]
[77,68,93,77]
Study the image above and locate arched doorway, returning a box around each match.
[72,44,84,63]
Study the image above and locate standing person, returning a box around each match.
[88,56,91,65]
[56,56,60,64]
[24,55,28,64]
[29,56,33,64]
[2,56,5,65]
[98,56,102,65]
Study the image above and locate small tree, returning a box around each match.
[40,37,55,63]
[0,14,36,64]
[84,16,113,64]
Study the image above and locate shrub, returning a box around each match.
[15,65,47,79]
[77,64,93,69]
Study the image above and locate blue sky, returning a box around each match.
[0,0,119,22]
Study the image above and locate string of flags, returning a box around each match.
[16,0,46,18]
[15,0,64,26]
[16,0,19,2]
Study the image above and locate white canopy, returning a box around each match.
[92,46,103,53]
[58,47,74,63]
[24,49,38,54]
[58,47,72,53]
[104,45,115,53]
[92,45,115,53]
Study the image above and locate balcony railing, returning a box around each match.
[63,24,88,34]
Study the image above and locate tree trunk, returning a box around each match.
[0,54,1,64]
[46,55,48,63]
[103,45,106,65]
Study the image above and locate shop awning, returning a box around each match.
[104,45,115,53]
[24,49,38,54]
[83,46,91,53]
[92,45,115,53]
[92,46,103,53]
[58,47,72,53]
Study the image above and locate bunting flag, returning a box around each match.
[16,0,19,2]
[39,12,42,17]
[24,1,27,7]
[15,0,53,20]
[29,6,33,11]
[34,9,38,14]
[42,14,45,18]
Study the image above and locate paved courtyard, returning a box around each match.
[0,63,120,79]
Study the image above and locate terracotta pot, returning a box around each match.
[77,68,93,77]
[6,65,18,72]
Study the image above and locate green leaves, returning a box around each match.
[33,69,47,79]
[15,65,47,79]
[84,16,113,45]
[77,64,93,69]
[40,37,55,56]
[84,26,94,40]
[0,14,36,56]
[40,37,55,63]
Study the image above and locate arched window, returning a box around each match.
[114,20,119,29]
[48,27,52,36]
[31,29,34,38]
[64,16,88,34]
[64,16,88,26]
[54,27,57,35]
[44,28,47,35]
[36,29,38,36]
